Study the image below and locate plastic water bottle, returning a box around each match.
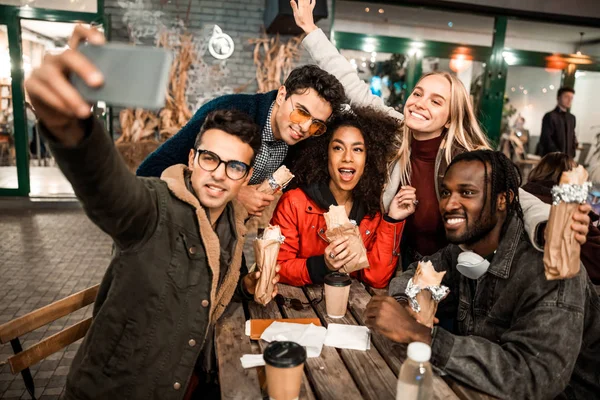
[396,342,433,400]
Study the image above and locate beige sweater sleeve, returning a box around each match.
[519,188,551,251]
[302,29,404,121]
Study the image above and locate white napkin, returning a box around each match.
[324,323,371,351]
[260,321,327,358]
[240,354,265,368]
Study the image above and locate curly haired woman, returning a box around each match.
[271,106,414,288]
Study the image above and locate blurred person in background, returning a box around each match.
[536,87,577,158]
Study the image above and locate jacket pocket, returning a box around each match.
[167,233,205,289]
[102,318,139,376]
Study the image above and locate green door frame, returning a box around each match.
[479,16,508,145]
[332,27,600,143]
[0,2,104,197]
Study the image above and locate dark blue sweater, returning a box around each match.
[137,91,278,178]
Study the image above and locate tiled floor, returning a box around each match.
[0,203,112,399]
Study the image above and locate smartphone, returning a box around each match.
[71,43,173,110]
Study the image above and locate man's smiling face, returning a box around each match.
[272,87,333,145]
[439,160,499,246]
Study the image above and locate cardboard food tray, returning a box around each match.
[247,318,322,340]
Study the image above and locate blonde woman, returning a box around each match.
[292,0,591,268]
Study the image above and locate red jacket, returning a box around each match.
[271,188,405,288]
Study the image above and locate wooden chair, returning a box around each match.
[0,285,99,400]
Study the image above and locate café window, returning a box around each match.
[0,0,97,13]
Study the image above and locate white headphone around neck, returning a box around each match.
[456,251,491,280]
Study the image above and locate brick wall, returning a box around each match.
[103,0,333,133]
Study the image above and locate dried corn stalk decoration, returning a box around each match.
[249,32,303,93]
[157,31,194,141]
[117,0,234,143]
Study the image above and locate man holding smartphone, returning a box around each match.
[136,60,346,217]
[25,26,280,400]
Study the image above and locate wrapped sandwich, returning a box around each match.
[246,166,295,230]
[253,225,285,305]
[405,261,449,328]
[257,165,295,195]
[323,205,369,274]
[544,165,592,280]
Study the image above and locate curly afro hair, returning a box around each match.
[292,105,400,216]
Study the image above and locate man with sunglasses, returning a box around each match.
[137,65,346,217]
[25,26,281,400]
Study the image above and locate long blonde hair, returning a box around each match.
[396,71,491,185]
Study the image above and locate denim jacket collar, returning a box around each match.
[486,215,524,280]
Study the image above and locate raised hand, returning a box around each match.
[290,0,318,34]
[388,186,417,221]
[25,25,105,146]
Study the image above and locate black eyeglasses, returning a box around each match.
[194,149,250,181]
[274,287,324,311]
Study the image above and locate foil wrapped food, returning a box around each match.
[544,165,590,281]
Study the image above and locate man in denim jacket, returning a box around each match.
[365,150,599,399]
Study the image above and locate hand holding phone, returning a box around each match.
[25,25,106,145]
[25,25,172,147]
[71,43,172,110]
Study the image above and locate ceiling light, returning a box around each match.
[378,8,384,14]
[365,7,370,12]
[576,32,585,56]
[549,85,555,90]
[542,88,547,93]
[511,87,515,92]
[502,51,518,66]
[448,22,453,28]
[523,90,528,95]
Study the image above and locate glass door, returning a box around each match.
[20,20,85,197]
[0,23,19,191]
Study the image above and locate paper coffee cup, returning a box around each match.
[324,272,352,319]
[264,341,306,400]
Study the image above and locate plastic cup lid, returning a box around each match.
[324,272,352,287]
[407,342,431,363]
[264,341,307,368]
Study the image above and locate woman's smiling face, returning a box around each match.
[403,74,452,137]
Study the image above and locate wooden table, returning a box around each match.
[216,281,496,400]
